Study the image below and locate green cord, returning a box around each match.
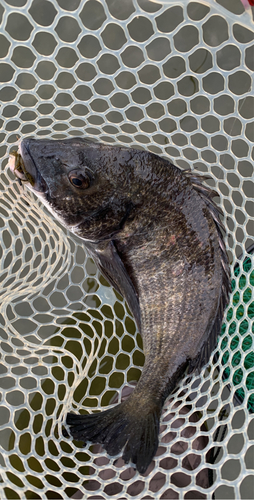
[220,255,254,412]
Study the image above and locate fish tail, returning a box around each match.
[65,396,162,474]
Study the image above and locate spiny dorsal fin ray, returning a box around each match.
[184,169,231,374]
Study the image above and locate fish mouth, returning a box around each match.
[9,139,47,193]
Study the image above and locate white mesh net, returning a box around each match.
[0,0,253,498]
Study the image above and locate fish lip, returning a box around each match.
[19,139,47,193]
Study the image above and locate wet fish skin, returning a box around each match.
[9,137,231,473]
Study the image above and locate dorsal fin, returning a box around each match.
[183,170,232,372]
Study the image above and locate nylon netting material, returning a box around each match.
[0,0,254,498]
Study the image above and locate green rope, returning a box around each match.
[220,254,254,413]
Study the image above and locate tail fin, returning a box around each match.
[65,399,161,474]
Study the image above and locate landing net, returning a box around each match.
[0,0,253,498]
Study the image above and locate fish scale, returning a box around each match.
[8,137,231,474]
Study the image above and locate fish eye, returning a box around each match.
[68,169,90,189]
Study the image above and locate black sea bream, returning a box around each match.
[9,137,231,473]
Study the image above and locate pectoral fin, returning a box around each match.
[85,240,141,331]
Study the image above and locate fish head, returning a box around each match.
[10,137,139,241]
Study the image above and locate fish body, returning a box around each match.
[9,137,231,473]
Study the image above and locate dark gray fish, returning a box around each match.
[9,137,231,474]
